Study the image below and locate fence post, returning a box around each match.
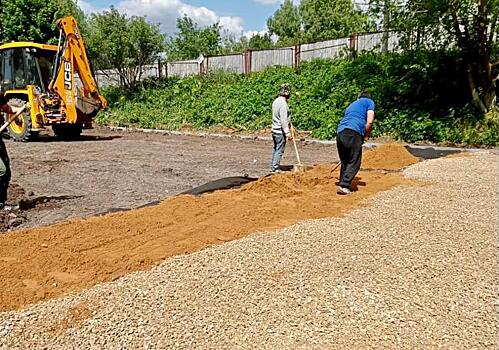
[244,50,248,75]
[157,59,162,78]
[349,34,358,57]
[197,55,205,77]
[294,44,301,72]
[244,50,252,75]
[199,59,204,77]
[243,51,247,74]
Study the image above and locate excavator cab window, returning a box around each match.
[25,48,43,90]
[12,48,26,89]
[34,50,55,92]
[0,49,14,90]
[0,52,3,91]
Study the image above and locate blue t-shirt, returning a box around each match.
[337,98,375,136]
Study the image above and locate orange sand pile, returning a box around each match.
[0,144,420,311]
[362,143,419,169]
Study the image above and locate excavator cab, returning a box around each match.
[0,17,107,141]
[0,45,56,92]
[0,43,57,140]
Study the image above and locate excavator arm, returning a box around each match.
[49,16,107,123]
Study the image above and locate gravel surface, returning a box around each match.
[0,152,497,349]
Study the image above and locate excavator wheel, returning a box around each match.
[6,98,38,142]
[52,123,83,140]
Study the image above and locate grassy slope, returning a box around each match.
[98,52,499,146]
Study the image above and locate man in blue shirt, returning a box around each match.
[336,91,375,195]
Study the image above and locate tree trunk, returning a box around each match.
[465,0,497,112]
[467,59,497,113]
[468,71,495,112]
[382,0,390,52]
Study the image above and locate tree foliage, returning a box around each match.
[267,0,302,45]
[300,0,371,41]
[249,33,274,50]
[369,0,498,111]
[267,0,370,45]
[88,7,165,89]
[166,16,222,60]
[98,52,499,146]
[0,0,84,44]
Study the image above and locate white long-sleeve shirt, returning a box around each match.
[271,96,291,136]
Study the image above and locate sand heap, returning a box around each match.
[0,144,420,311]
[362,143,419,170]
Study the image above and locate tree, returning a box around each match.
[88,7,165,89]
[166,16,222,60]
[372,0,498,112]
[367,0,407,51]
[419,0,498,111]
[267,0,302,45]
[219,34,249,54]
[300,0,371,42]
[219,33,274,54]
[249,33,274,50]
[0,0,85,43]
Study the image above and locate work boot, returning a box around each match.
[0,203,20,211]
[337,186,352,195]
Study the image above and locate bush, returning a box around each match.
[97,50,498,146]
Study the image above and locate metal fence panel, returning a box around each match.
[387,33,401,51]
[251,48,295,72]
[356,32,400,52]
[94,32,402,83]
[141,64,159,79]
[207,54,244,74]
[301,38,350,61]
[357,32,383,51]
[95,69,121,87]
[167,61,199,78]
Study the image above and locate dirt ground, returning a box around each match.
[2,127,337,231]
[0,144,420,312]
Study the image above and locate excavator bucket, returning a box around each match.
[76,90,101,119]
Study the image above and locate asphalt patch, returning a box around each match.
[405,146,461,160]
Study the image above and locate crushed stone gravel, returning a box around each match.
[0,152,497,349]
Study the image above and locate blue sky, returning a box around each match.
[81,0,288,37]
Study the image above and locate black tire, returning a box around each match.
[6,98,38,142]
[52,124,83,140]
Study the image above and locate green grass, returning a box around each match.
[97,51,499,146]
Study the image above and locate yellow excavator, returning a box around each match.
[0,16,107,141]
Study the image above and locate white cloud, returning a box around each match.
[243,29,271,39]
[79,0,101,14]
[81,0,245,37]
[218,16,245,37]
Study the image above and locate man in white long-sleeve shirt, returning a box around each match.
[270,83,293,173]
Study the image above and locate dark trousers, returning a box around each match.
[0,139,10,204]
[336,129,363,188]
[271,132,286,171]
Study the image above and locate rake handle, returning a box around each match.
[290,124,302,166]
[0,105,27,133]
